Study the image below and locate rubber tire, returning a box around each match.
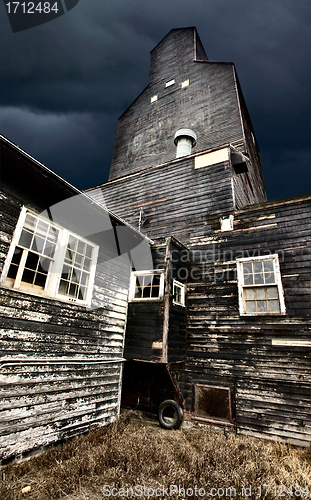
[157,400,183,430]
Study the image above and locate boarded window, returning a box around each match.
[194,385,232,423]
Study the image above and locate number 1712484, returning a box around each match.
[5,2,59,14]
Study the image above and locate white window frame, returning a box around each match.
[0,207,98,307]
[236,254,286,316]
[172,279,186,307]
[129,270,165,302]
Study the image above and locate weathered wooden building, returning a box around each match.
[0,134,152,461]
[87,28,311,446]
[1,27,310,460]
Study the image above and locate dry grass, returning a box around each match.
[1,415,311,500]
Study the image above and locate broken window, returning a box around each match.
[194,385,233,424]
[236,255,286,316]
[1,207,98,305]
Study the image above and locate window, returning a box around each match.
[194,385,233,424]
[129,271,164,301]
[236,255,285,316]
[173,280,186,307]
[1,207,98,305]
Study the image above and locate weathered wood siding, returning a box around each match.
[0,185,133,460]
[88,156,235,244]
[108,28,260,183]
[124,302,164,362]
[168,239,188,364]
[179,194,311,445]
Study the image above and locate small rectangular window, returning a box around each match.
[129,271,164,301]
[194,385,233,424]
[1,207,98,306]
[173,279,186,307]
[165,79,175,87]
[236,255,285,316]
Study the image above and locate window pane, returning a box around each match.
[65,249,74,264]
[24,214,36,230]
[78,286,87,301]
[47,226,59,242]
[245,301,256,313]
[18,229,33,249]
[80,272,89,287]
[244,288,255,300]
[8,247,23,279]
[257,301,267,313]
[268,300,280,313]
[77,240,86,254]
[253,261,263,273]
[68,236,77,251]
[71,269,81,284]
[74,254,83,268]
[34,273,47,288]
[151,286,160,298]
[263,260,274,272]
[37,258,50,275]
[254,273,264,285]
[256,288,266,300]
[25,252,39,271]
[43,241,56,258]
[61,265,71,280]
[36,220,49,236]
[58,279,69,295]
[152,275,160,287]
[83,258,91,271]
[143,285,151,298]
[244,273,253,285]
[31,236,45,253]
[243,263,253,274]
[267,286,278,299]
[264,272,275,284]
[69,283,78,297]
[21,268,35,284]
[85,245,93,258]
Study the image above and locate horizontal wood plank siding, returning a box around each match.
[0,186,132,461]
[178,195,311,445]
[88,157,234,244]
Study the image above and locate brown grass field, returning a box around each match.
[1,415,311,500]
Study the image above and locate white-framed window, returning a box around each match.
[173,279,186,307]
[129,270,165,301]
[1,207,98,306]
[236,255,286,316]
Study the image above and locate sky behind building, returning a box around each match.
[0,0,310,200]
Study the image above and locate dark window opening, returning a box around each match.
[194,385,233,424]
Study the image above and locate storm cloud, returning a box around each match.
[0,0,310,198]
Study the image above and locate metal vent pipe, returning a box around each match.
[174,129,197,158]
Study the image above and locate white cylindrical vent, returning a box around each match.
[174,129,197,158]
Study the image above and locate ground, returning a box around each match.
[1,414,311,500]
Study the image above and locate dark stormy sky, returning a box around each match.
[0,0,310,201]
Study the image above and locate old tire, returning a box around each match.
[157,400,183,430]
